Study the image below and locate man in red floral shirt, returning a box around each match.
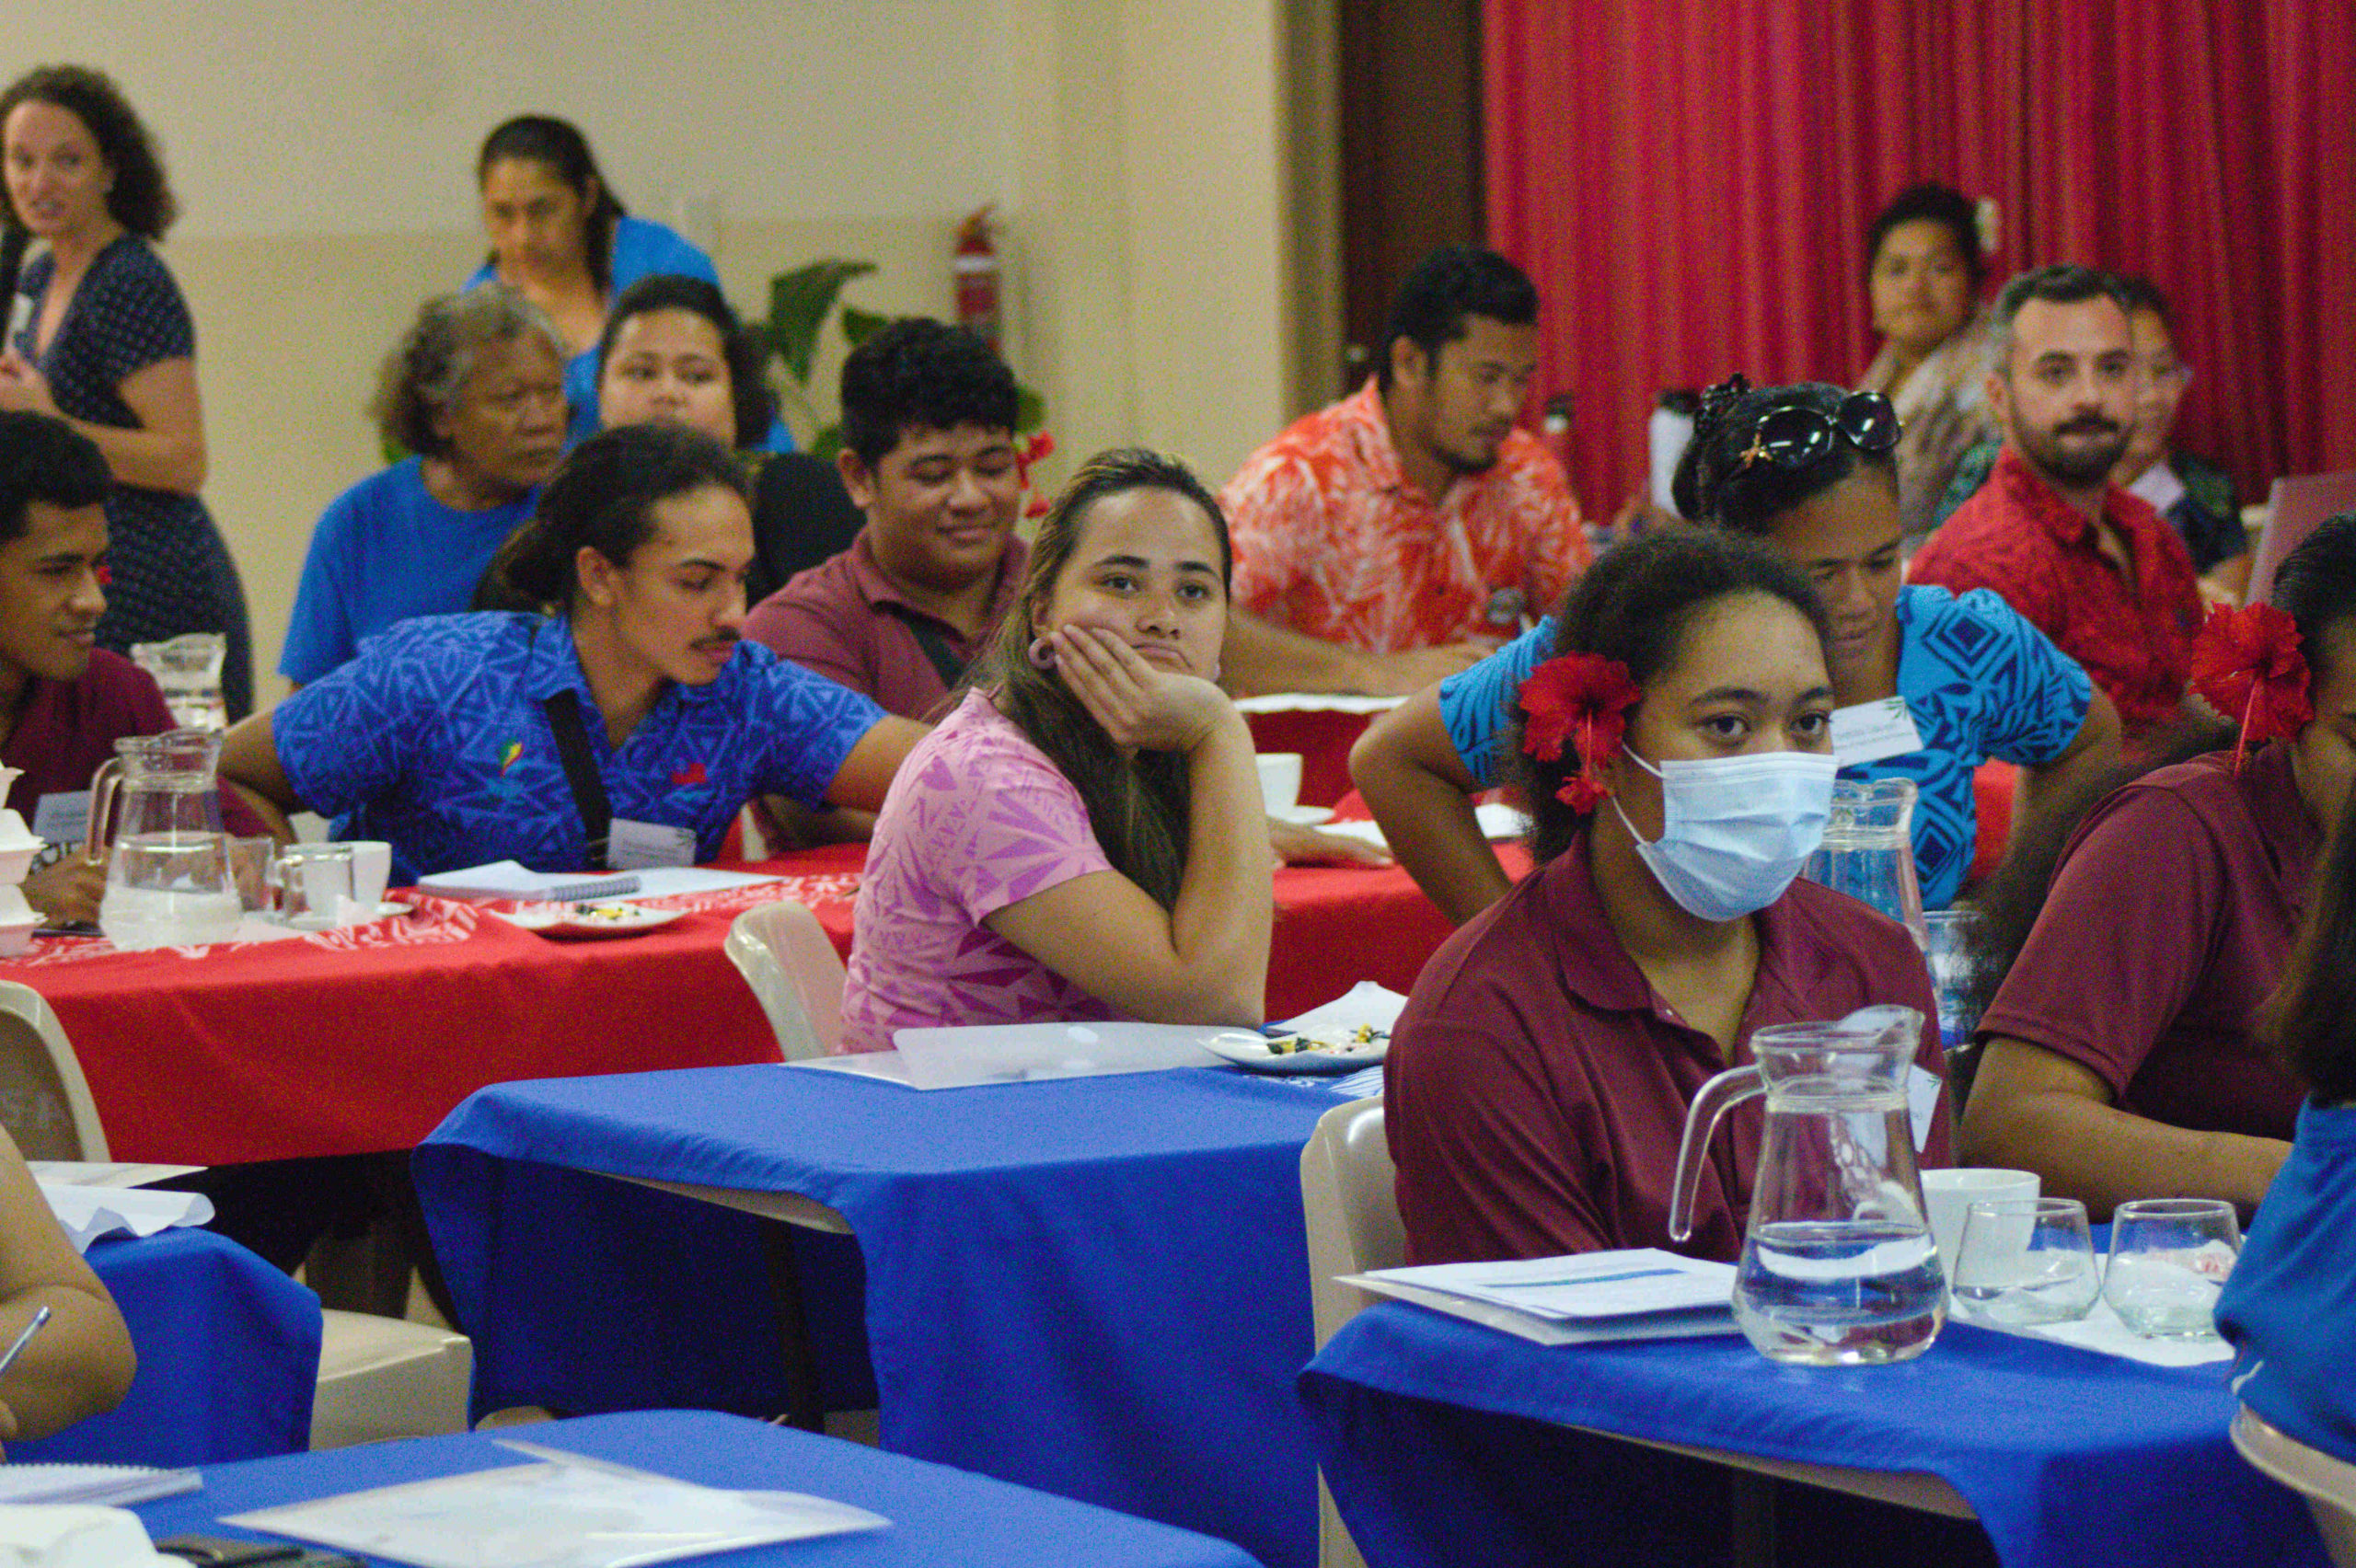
[1218,247,1590,696]
[1910,265,2201,740]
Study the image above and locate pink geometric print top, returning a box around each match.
[839,689,1121,1053]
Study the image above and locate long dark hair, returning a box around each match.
[0,64,178,238]
[476,115,627,294]
[1672,376,1900,536]
[969,448,1232,912]
[1507,529,1831,867]
[489,422,746,614]
[2267,782,2356,1104]
[1967,513,2356,1019]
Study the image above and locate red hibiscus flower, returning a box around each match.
[1519,652,1640,812]
[2188,602,2312,772]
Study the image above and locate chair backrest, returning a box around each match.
[0,983,108,1162]
[1299,1097,1402,1349]
[2232,1406,2356,1567]
[723,900,845,1062]
[2250,469,2356,605]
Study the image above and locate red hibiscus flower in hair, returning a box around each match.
[2188,602,2312,773]
[1519,652,1640,811]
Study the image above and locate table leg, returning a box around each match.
[757,1219,826,1432]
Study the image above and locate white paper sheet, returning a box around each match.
[784,1051,916,1085]
[890,1021,1232,1090]
[1958,1298,2233,1367]
[1232,693,1410,715]
[417,862,780,902]
[1369,1249,1738,1320]
[38,1183,214,1253]
[26,1162,202,1190]
[225,1445,884,1568]
[1316,801,1525,852]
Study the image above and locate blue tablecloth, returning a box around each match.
[133,1408,1261,1568]
[1300,1300,2327,1568]
[16,1228,319,1464]
[414,1064,1345,1568]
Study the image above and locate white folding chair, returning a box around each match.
[0,981,109,1161]
[1299,1098,1399,1568]
[2232,1405,2356,1565]
[724,900,846,1061]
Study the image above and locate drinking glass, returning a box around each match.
[98,833,242,950]
[271,843,355,930]
[2104,1198,2240,1338]
[1951,1197,2099,1325]
[1920,909,1981,1053]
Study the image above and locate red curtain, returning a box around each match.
[1485,0,2356,515]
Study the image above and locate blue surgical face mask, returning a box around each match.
[1611,748,1839,921]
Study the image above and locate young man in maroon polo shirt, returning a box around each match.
[744,319,1023,721]
[1910,266,2202,741]
[0,411,266,925]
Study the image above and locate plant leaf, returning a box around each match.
[1015,384,1045,434]
[839,306,894,349]
[811,423,846,463]
[765,260,876,385]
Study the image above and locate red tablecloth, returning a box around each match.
[1241,704,1403,809]
[7,845,1462,1167]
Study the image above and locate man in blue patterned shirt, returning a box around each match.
[221,424,923,883]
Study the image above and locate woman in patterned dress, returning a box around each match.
[0,65,250,718]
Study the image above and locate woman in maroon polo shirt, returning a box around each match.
[1385,529,1952,1266]
[1963,514,2356,1218]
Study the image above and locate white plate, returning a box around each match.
[499,902,686,940]
[1202,1029,1389,1076]
[1268,804,1336,827]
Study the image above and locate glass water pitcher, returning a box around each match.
[1803,778,1929,948]
[87,730,237,949]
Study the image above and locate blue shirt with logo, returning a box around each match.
[273,612,884,882]
[1436,583,2092,909]
[280,456,537,686]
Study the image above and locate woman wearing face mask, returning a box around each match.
[1385,528,1954,1265]
[592,274,860,605]
[282,285,567,686]
[1353,377,2119,926]
[840,448,1273,1054]
[1857,182,1995,548]
[219,422,922,883]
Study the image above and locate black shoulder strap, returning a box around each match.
[884,605,970,690]
[540,688,614,870]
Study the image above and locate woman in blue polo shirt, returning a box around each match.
[220,423,923,883]
[1351,377,2123,924]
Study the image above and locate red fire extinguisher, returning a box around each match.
[954,204,999,352]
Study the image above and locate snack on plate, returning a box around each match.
[568,902,644,922]
[1263,1023,1389,1056]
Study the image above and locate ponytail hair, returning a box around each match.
[488,422,746,613]
[477,115,628,294]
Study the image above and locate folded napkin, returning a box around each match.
[0,1505,169,1568]
[37,1183,213,1254]
[1958,1298,2233,1367]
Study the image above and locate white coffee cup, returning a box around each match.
[1255,753,1302,815]
[1922,1168,2040,1268]
[342,840,392,912]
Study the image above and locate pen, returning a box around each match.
[0,1306,52,1379]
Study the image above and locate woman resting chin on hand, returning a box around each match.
[840,449,1274,1052]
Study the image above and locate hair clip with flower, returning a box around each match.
[1519,651,1641,813]
[2188,602,2312,774]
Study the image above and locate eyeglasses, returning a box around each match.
[1736,392,1901,475]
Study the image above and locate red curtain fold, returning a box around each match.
[1485,0,2356,516]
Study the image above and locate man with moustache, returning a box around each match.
[1911,266,2202,740]
[1218,246,1591,696]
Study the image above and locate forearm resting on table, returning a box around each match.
[1959,1036,2290,1217]
[1349,688,1512,924]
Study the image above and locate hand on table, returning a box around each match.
[0,352,59,420]
[1267,816,1391,868]
[1048,624,1238,754]
[23,857,105,927]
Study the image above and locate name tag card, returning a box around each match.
[32,790,91,847]
[607,817,696,870]
[1831,697,1924,767]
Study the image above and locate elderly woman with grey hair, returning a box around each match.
[277,282,565,686]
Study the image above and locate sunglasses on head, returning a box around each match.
[1736,392,1901,475]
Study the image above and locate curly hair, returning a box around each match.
[838,318,1018,471]
[1507,530,1830,865]
[0,65,178,238]
[371,285,567,459]
[595,274,775,450]
[1865,182,1983,294]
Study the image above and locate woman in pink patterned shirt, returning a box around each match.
[839,449,1275,1053]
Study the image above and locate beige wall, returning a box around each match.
[22,0,1313,699]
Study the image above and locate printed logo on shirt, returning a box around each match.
[498,741,524,777]
[671,762,709,788]
[1484,586,1527,628]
